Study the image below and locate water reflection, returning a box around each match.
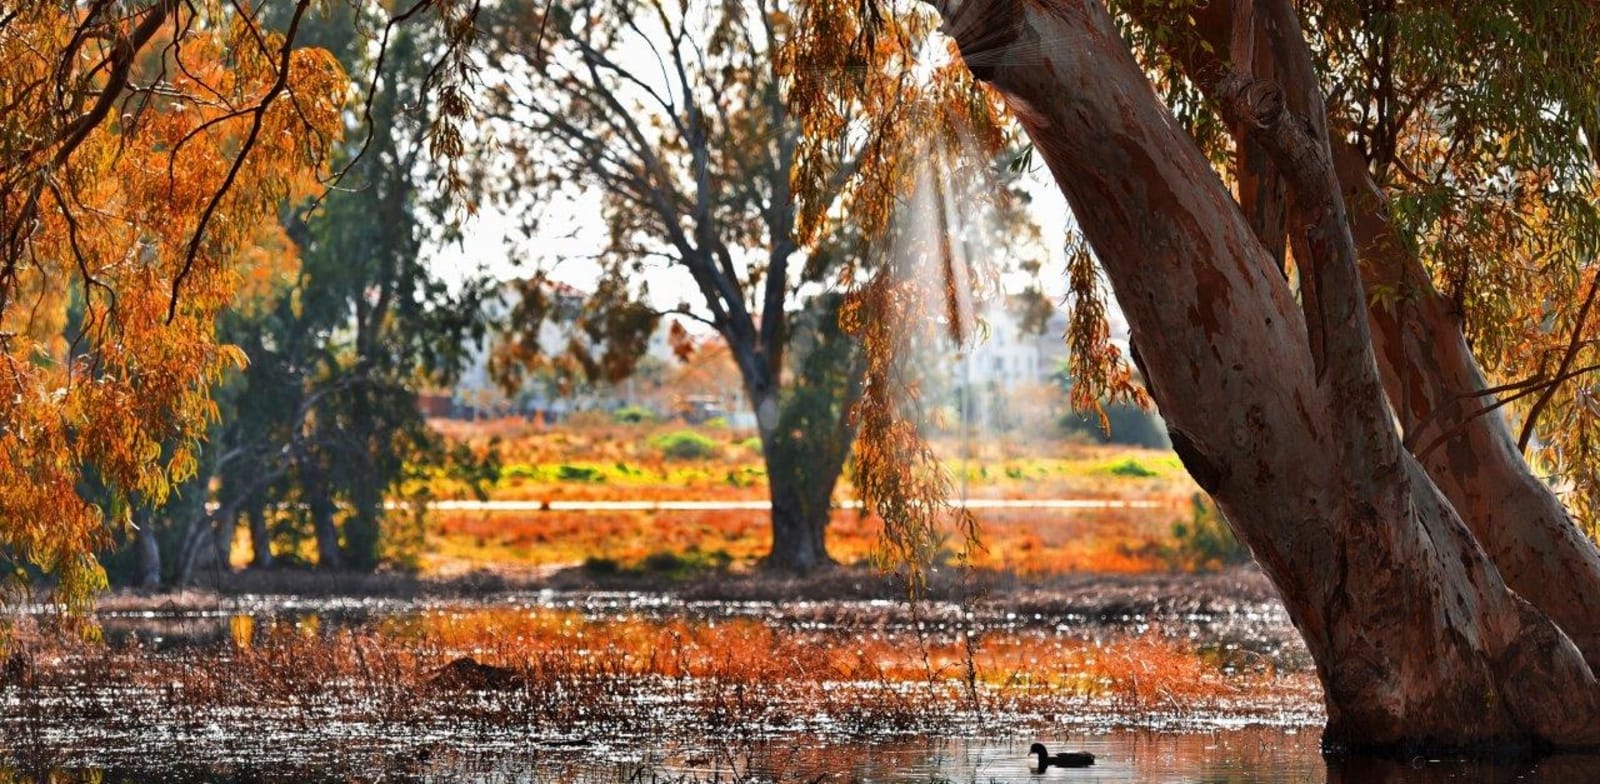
[8,729,1599,783]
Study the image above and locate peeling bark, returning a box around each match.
[1121,0,1600,681]
[1331,140,1600,675]
[930,0,1600,752]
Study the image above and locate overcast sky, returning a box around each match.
[428,160,1082,321]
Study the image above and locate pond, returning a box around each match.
[4,588,1595,783]
[7,729,1598,783]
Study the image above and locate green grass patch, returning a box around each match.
[1105,458,1159,478]
[650,430,721,460]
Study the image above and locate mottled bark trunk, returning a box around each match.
[1334,140,1600,674]
[1123,0,1600,678]
[930,0,1600,751]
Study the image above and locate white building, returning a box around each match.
[961,297,1070,387]
[451,279,680,419]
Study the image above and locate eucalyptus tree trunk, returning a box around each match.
[763,451,833,573]
[1148,0,1600,676]
[742,296,864,574]
[928,0,1600,752]
[300,458,342,570]
[247,503,273,569]
[132,506,161,589]
[1332,141,1600,674]
[750,383,835,573]
[758,390,857,573]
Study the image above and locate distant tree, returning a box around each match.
[106,8,492,585]
[485,0,1040,573]
[479,0,877,571]
[206,13,492,577]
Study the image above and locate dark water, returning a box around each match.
[8,728,1600,783]
[7,595,1596,783]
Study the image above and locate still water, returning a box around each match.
[8,729,1600,783]
[6,594,1597,783]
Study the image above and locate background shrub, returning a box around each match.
[612,406,656,424]
[649,430,720,460]
[1166,493,1249,571]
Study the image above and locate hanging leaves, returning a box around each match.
[0,1,347,617]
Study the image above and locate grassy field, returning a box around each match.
[418,419,1208,577]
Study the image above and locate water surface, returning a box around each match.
[8,729,1598,783]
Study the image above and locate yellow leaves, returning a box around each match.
[0,0,349,615]
[218,344,250,371]
[1063,236,1148,432]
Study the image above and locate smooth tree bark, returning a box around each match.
[1122,0,1600,679]
[926,0,1600,752]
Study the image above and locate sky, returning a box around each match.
[423,7,1125,341]
[429,160,1086,331]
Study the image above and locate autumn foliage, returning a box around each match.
[0,2,346,611]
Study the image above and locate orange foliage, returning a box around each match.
[0,2,346,611]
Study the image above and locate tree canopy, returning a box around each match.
[0,1,346,612]
[797,0,1600,751]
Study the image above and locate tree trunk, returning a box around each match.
[212,510,234,569]
[302,458,342,570]
[248,503,273,569]
[1331,139,1600,674]
[1119,0,1600,679]
[929,0,1600,751]
[746,304,864,575]
[344,478,382,572]
[752,386,837,573]
[133,506,161,589]
[764,469,833,573]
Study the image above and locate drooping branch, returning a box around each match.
[169,0,314,322]
[1518,273,1600,451]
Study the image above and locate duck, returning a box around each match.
[1030,743,1096,769]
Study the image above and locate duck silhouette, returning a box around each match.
[1030,743,1096,770]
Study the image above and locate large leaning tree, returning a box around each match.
[479,0,1029,571]
[809,0,1600,753]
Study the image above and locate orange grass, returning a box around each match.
[425,506,1176,575]
[370,606,1305,712]
[5,605,1314,737]
[421,419,1196,576]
